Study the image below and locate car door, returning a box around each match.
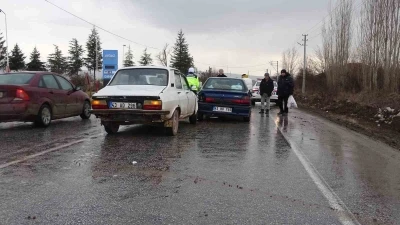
[39,74,66,117]
[174,71,188,117]
[181,75,195,115]
[54,75,80,115]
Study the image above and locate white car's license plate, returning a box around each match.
[110,102,136,109]
[213,106,232,112]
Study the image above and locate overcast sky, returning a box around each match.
[0,0,332,75]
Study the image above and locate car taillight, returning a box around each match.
[14,89,30,101]
[232,96,250,105]
[143,100,162,110]
[92,100,108,109]
[205,97,215,103]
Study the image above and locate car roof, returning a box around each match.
[207,77,244,81]
[119,66,177,70]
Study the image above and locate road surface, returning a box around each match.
[0,106,399,225]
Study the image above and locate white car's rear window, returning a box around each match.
[109,68,168,86]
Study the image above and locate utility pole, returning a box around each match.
[298,34,308,94]
[0,9,9,72]
[270,61,279,76]
[122,44,126,67]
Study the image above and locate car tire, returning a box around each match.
[166,110,179,136]
[189,112,197,124]
[251,100,256,106]
[197,113,204,121]
[104,123,119,134]
[80,101,91,119]
[35,104,52,127]
[243,116,250,122]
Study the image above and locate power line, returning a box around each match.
[44,0,160,50]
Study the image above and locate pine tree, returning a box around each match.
[84,27,102,80]
[26,47,46,71]
[123,45,134,67]
[47,45,67,74]
[68,38,84,76]
[0,32,6,70]
[9,44,26,71]
[170,30,193,73]
[139,48,153,66]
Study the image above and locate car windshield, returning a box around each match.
[0,73,35,85]
[204,78,246,91]
[108,68,168,86]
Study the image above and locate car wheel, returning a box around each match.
[80,101,91,119]
[197,113,204,121]
[104,123,119,134]
[166,110,179,136]
[189,112,197,124]
[251,100,256,106]
[35,104,52,127]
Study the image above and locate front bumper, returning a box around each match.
[90,109,170,124]
[251,94,278,102]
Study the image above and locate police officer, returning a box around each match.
[186,67,200,92]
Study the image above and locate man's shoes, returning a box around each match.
[259,109,265,114]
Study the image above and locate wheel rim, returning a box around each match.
[173,112,179,133]
[42,107,51,125]
[84,103,91,117]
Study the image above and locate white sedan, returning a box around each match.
[90,66,198,136]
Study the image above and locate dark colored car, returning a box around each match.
[197,77,251,122]
[0,72,91,127]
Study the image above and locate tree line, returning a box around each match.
[0,28,194,77]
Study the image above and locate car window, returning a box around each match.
[0,73,35,85]
[108,68,168,86]
[181,76,189,90]
[256,81,261,86]
[42,75,60,89]
[174,73,182,89]
[55,75,73,90]
[204,79,245,91]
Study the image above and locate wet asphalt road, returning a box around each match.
[0,105,400,225]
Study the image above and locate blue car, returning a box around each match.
[197,77,251,122]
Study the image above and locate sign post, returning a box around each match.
[102,50,118,87]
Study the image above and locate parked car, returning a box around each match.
[250,79,278,105]
[0,72,91,127]
[197,77,251,122]
[90,66,198,136]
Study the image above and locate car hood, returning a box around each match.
[94,85,166,97]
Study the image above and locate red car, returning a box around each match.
[0,72,91,127]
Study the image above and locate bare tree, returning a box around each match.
[281,46,299,74]
[156,43,170,67]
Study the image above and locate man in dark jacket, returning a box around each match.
[217,69,227,77]
[259,73,274,114]
[277,69,294,115]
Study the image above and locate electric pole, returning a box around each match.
[298,34,308,94]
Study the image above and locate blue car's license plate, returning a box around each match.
[213,106,232,112]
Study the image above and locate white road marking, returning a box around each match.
[276,121,361,225]
[0,134,102,170]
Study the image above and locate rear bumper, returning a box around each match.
[90,109,171,124]
[0,102,36,122]
[198,103,250,117]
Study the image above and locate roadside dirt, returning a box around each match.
[295,92,400,150]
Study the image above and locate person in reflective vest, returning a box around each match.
[186,67,200,91]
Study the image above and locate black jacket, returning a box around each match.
[217,74,227,77]
[259,78,274,96]
[277,74,294,96]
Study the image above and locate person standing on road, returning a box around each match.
[277,69,294,115]
[259,73,274,114]
[217,69,227,77]
[186,67,200,91]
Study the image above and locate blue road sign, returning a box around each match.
[102,50,118,80]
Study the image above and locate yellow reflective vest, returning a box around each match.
[186,75,200,91]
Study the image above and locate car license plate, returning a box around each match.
[110,102,136,109]
[213,106,232,112]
